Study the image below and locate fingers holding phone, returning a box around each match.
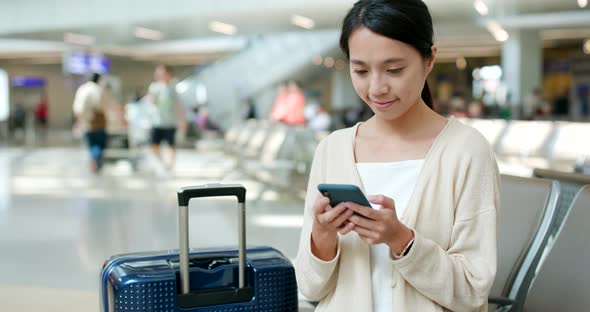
[311,193,354,261]
[345,195,413,253]
[313,193,354,234]
[316,184,373,235]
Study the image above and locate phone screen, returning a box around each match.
[317,184,371,207]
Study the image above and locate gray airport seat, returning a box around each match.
[533,168,590,238]
[469,118,507,147]
[547,122,590,163]
[242,124,293,184]
[490,175,560,312]
[242,120,273,159]
[223,123,244,147]
[226,119,258,155]
[522,185,590,312]
[245,125,315,194]
[495,120,553,158]
[290,127,319,175]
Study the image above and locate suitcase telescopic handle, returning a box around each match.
[177,184,247,295]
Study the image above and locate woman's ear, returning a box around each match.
[425,45,438,75]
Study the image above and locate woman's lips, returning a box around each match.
[370,99,397,110]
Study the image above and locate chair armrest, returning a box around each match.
[488,296,516,307]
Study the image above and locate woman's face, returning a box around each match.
[348,27,435,120]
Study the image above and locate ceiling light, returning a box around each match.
[312,55,323,65]
[584,39,590,55]
[291,14,315,30]
[209,21,237,35]
[134,27,163,40]
[456,57,467,70]
[324,57,335,68]
[473,0,489,16]
[63,32,95,46]
[486,21,509,42]
[578,0,588,8]
[335,59,346,70]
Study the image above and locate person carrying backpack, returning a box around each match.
[73,73,107,174]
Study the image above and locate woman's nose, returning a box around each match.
[369,76,389,97]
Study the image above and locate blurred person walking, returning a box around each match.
[523,88,542,120]
[147,65,185,172]
[34,92,49,142]
[270,80,306,125]
[10,102,27,141]
[553,90,570,117]
[467,99,485,118]
[283,80,306,125]
[35,92,48,127]
[73,73,107,174]
[270,82,289,121]
[307,105,331,132]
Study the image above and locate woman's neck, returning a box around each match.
[365,100,441,140]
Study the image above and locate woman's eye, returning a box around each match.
[353,69,368,75]
[387,68,404,74]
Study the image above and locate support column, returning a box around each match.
[331,67,358,111]
[501,29,542,119]
[0,68,8,141]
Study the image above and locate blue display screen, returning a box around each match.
[11,76,46,88]
[63,52,110,75]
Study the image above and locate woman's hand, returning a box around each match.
[345,195,414,255]
[311,194,356,261]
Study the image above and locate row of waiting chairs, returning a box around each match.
[222,119,320,191]
[492,174,590,311]
[460,118,590,172]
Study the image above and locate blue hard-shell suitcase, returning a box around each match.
[100,184,298,311]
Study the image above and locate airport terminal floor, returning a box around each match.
[0,138,314,311]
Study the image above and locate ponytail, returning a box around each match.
[421,81,433,108]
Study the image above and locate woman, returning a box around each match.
[294,0,499,311]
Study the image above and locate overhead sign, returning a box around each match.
[63,51,110,75]
[11,76,46,88]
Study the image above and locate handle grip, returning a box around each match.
[177,184,246,206]
[177,184,247,297]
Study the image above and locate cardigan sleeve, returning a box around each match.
[394,135,499,311]
[294,138,341,301]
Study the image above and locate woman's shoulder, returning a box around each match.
[316,125,356,150]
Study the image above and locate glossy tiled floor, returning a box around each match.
[0,144,311,311]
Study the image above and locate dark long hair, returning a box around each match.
[339,0,434,108]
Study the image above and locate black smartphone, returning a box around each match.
[317,183,372,207]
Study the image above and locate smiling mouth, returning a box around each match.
[370,99,397,109]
